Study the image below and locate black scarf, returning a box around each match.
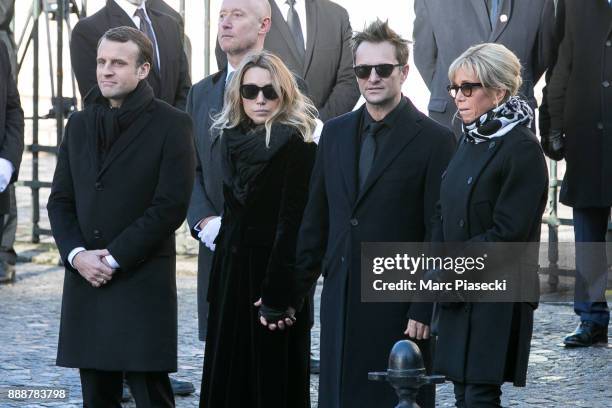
[221,122,296,205]
[84,81,155,165]
[462,96,533,144]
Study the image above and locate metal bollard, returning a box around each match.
[368,340,445,408]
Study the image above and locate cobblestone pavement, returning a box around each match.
[0,259,610,407]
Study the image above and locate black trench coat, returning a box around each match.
[544,0,612,208]
[200,125,316,408]
[293,99,456,408]
[47,94,195,372]
[433,124,548,386]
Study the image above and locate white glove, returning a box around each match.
[313,118,324,145]
[0,158,14,193]
[198,216,222,251]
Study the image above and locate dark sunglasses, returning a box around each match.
[447,82,483,98]
[240,84,279,100]
[353,64,403,79]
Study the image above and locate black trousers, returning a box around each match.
[453,382,502,408]
[80,369,174,408]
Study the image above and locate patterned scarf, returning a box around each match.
[463,96,533,144]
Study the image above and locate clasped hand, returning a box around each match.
[73,249,116,288]
[254,298,296,331]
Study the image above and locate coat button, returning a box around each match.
[489,141,496,149]
[467,176,473,185]
[606,40,612,47]
[603,80,610,88]
[93,229,101,238]
[458,219,465,228]
[341,256,345,263]
[231,245,238,254]
[597,122,604,130]
[95,182,104,191]
[350,218,359,227]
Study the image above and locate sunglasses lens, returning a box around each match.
[375,64,395,78]
[354,66,371,79]
[262,85,279,100]
[240,85,259,99]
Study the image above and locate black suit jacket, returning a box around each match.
[292,98,456,408]
[70,0,191,109]
[47,88,195,371]
[216,0,359,121]
[0,41,23,214]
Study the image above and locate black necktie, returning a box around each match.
[286,0,305,62]
[134,8,159,70]
[358,122,384,191]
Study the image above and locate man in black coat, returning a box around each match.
[0,40,23,284]
[280,20,456,408]
[47,27,195,406]
[215,0,360,121]
[413,0,555,137]
[70,0,191,109]
[540,0,612,347]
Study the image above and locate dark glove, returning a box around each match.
[541,129,565,161]
[258,303,296,324]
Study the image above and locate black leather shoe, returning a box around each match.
[310,357,320,375]
[0,262,15,284]
[170,377,195,396]
[563,321,608,347]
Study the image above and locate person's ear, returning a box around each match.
[137,62,151,79]
[260,17,272,34]
[399,64,410,84]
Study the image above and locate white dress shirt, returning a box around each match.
[274,0,308,47]
[114,0,161,70]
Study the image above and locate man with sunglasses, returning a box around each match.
[413,0,555,137]
[286,20,455,408]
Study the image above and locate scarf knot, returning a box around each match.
[463,96,533,144]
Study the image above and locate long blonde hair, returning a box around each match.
[211,50,318,145]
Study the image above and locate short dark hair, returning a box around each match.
[351,19,410,65]
[97,26,154,66]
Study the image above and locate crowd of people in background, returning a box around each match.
[0,0,610,407]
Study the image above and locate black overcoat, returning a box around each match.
[200,125,315,408]
[293,99,456,408]
[544,0,612,208]
[70,0,191,109]
[433,125,548,386]
[185,69,226,341]
[47,92,195,372]
[0,41,23,214]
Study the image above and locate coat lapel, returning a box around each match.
[339,109,361,205]
[147,9,166,83]
[489,0,512,42]
[269,0,304,66]
[302,0,318,77]
[97,105,154,177]
[354,99,422,208]
[208,70,227,148]
[469,0,493,36]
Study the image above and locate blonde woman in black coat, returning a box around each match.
[199,50,318,408]
[433,43,548,407]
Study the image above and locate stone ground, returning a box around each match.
[0,255,610,407]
